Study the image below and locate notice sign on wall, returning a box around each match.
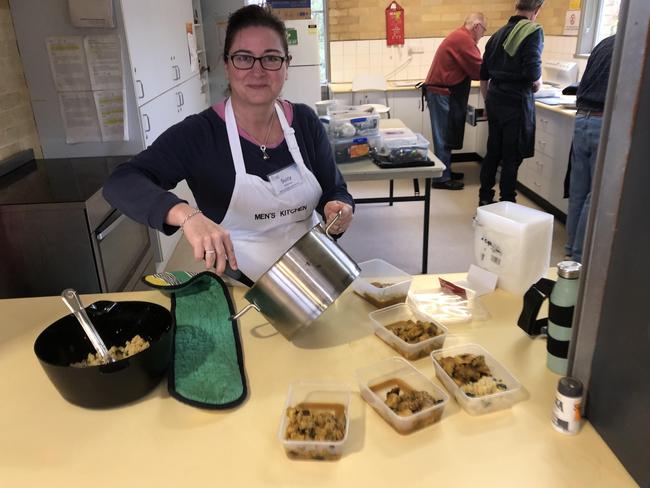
[563,10,581,36]
[386,1,404,46]
[268,0,311,21]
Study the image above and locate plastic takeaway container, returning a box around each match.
[278,381,350,461]
[474,202,553,295]
[368,303,448,360]
[356,356,449,434]
[352,259,412,308]
[431,343,524,415]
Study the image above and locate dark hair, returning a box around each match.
[515,0,544,11]
[223,5,288,61]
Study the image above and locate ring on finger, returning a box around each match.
[205,250,216,255]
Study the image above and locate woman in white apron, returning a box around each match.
[103,5,354,280]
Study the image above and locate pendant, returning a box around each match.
[260,145,269,160]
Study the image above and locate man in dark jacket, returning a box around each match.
[478,0,544,205]
[565,34,616,262]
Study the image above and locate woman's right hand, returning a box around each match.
[166,203,237,275]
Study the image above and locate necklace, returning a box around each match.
[258,115,274,160]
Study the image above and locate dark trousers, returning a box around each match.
[479,98,524,203]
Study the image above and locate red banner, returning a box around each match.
[385,1,404,46]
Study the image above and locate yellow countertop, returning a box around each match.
[329,80,481,93]
[535,101,578,118]
[0,274,635,487]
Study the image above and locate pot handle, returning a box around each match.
[230,302,261,321]
[324,210,342,240]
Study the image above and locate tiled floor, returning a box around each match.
[165,161,568,276]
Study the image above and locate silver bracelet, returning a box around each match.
[180,209,202,230]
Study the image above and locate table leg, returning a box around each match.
[389,180,394,206]
[422,178,431,274]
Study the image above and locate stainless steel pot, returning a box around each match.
[231,213,360,339]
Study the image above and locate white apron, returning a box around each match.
[221,98,323,281]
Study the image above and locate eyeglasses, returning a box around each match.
[475,22,487,31]
[226,53,289,71]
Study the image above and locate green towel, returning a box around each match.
[503,19,543,57]
[142,271,247,409]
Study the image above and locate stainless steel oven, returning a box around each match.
[0,155,155,298]
[87,191,154,294]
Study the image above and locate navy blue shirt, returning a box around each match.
[576,35,615,112]
[480,16,544,100]
[103,103,353,235]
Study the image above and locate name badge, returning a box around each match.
[268,163,303,196]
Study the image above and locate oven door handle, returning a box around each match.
[96,211,128,242]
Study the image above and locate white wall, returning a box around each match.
[330,35,587,84]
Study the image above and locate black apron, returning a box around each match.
[420,77,471,150]
[519,88,536,159]
[446,77,471,150]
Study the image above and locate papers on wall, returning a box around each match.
[94,90,128,141]
[84,35,123,90]
[58,92,101,143]
[46,37,92,91]
[46,34,126,143]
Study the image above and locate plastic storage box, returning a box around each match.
[330,135,380,163]
[431,343,524,415]
[328,112,380,138]
[406,288,474,325]
[474,202,553,295]
[375,133,430,163]
[352,258,412,308]
[379,127,418,145]
[278,381,351,461]
[356,356,449,434]
[369,303,448,360]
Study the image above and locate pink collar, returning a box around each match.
[212,99,293,148]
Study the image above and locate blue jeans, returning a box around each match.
[425,91,451,182]
[565,114,603,262]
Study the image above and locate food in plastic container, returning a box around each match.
[329,113,380,138]
[329,135,380,163]
[432,343,524,415]
[278,381,350,460]
[356,357,449,434]
[369,303,448,360]
[352,259,412,307]
[375,133,430,163]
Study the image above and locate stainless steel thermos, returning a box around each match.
[546,261,582,375]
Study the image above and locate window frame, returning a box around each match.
[575,0,619,56]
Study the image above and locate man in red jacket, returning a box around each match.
[424,13,487,190]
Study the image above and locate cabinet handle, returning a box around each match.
[142,113,151,133]
[176,92,182,108]
[179,91,185,106]
[135,79,145,99]
[172,65,180,81]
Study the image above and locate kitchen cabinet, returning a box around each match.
[120,0,195,106]
[518,105,575,216]
[10,0,209,273]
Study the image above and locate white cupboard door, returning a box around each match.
[139,89,179,147]
[121,0,169,105]
[121,0,194,106]
[166,0,196,85]
[178,75,210,117]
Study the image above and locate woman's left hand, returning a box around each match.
[324,200,353,235]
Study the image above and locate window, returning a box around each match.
[576,0,621,55]
[310,0,328,83]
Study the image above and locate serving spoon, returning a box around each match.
[61,288,115,364]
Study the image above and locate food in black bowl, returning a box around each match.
[34,300,174,408]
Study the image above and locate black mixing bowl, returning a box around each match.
[34,300,174,408]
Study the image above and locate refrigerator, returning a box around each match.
[282,20,321,107]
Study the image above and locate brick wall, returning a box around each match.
[329,0,573,41]
[0,0,42,160]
